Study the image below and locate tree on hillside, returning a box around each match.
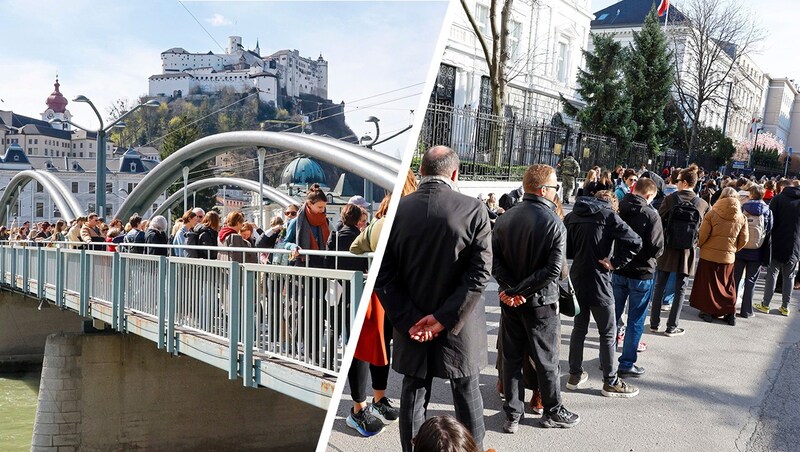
[626,8,674,154]
[562,34,634,153]
[670,0,765,155]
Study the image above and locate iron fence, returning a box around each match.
[417,103,694,179]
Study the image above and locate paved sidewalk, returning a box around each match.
[327,274,800,451]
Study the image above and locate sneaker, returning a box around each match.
[637,342,647,352]
[369,397,399,423]
[601,378,639,398]
[779,306,790,316]
[661,304,672,312]
[617,364,646,377]
[540,406,581,429]
[503,418,519,434]
[529,389,543,415]
[346,407,384,437]
[566,371,588,390]
[754,304,771,314]
[649,325,660,333]
[664,326,685,337]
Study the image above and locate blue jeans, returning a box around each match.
[662,272,676,305]
[613,274,654,369]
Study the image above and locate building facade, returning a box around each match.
[0,80,164,224]
[439,0,593,120]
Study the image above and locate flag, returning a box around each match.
[658,0,669,17]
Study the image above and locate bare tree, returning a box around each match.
[459,0,513,118]
[670,0,765,155]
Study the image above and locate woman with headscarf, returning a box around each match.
[689,187,749,326]
[145,215,169,256]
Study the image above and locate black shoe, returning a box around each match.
[346,407,385,437]
[724,314,736,326]
[664,326,685,337]
[699,312,714,323]
[369,397,399,423]
[618,364,646,377]
[540,406,580,429]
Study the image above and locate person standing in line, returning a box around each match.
[734,185,772,318]
[172,210,198,257]
[376,146,492,452]
[145,216,169,256]
[565,190,642,398]
[560,152,580,205]
[650,165,710,336]
[123,215,147,254]
[689,187,748,326]
[492,164,581,433]
[615,169,638,203]
[284,183,331,268]
[613,178,664,377]
[754,179,800,316]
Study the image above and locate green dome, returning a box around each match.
[281,157,326,185]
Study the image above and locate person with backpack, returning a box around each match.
[688,188,749,326]
[733,185,772,318]
[649,165,710,337]
[754,179,800,316]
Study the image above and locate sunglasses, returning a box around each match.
[540,184,561,192]
[284,211,298,217]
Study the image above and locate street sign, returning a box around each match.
[732,160,746,169]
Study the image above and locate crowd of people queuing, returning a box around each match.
[371,146,800,452]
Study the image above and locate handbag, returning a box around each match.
[558,276,580,317]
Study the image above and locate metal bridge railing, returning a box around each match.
[0,242,369,384]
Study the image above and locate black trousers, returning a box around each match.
[349,316,393,403]
[501,303,561,421]
[399,373,484,452]
[496,316,538,391]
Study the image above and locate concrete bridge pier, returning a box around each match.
[31,332,324,451]
[0,291,83,371]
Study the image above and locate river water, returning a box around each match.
[0,368,40,451]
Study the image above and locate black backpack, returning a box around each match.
[665,194,702,249]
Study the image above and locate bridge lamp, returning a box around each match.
[70,96,160,221]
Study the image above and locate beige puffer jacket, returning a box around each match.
[697,196,749,264]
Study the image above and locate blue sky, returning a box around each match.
[0,0,449,157]
[591,0,799,80]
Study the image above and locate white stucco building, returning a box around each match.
[438,0,593,120]
[149,36,328,105]
[0,80,164,224]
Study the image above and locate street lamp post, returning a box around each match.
[257,147,266,228]
[182,166,190,213]
[64,97,159,221]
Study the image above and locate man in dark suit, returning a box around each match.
[377,146,492,452]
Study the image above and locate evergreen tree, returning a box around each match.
[626,8,674,154]
[562,34,634,153]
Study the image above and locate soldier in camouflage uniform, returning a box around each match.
[560,152,581,205]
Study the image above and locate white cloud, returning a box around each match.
[206,13,232,27]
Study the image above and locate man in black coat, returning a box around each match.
[376,146,492,451]
[755,181,800,315]
[612,178,664,377]
[493,164,581,433]
[565,191,642,398]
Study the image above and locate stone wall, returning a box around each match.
[32,333,325,451]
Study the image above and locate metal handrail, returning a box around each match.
[0,242,365,406]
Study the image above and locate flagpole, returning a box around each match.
[664,0,670,27]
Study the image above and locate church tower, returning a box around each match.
[41,77,72,130]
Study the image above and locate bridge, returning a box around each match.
[0,131,398,450]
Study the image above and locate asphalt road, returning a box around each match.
[327,271,800,452]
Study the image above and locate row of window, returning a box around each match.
[69,182,137,194]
